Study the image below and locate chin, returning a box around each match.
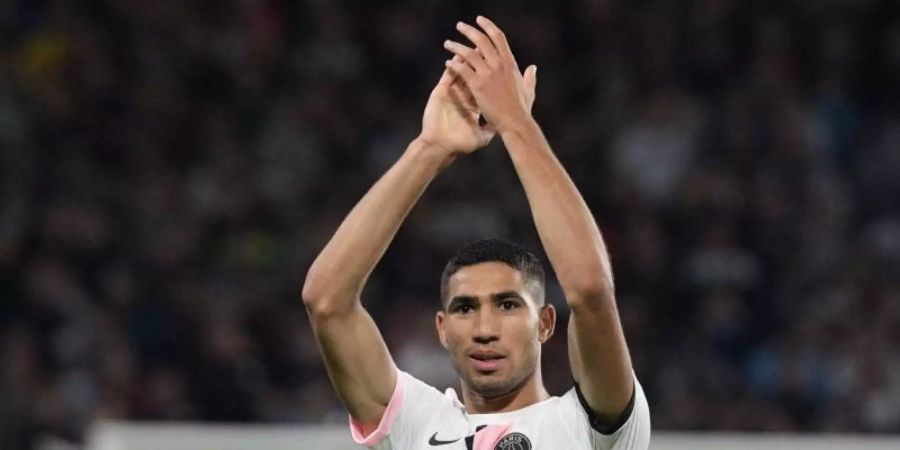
[450,355,531,398]
[470,376,515,397]
[467,367,530,398]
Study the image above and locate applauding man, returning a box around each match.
[303,16,650,450]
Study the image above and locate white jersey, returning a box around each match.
[349,370,650,450]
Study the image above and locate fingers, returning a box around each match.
[443,55,478,109]
[523,64,537,109]
[444,16,517,75]
[446,82,475,116]
[436,55,464,87]
[445,57,476,85]
[449,78,477,111]
[455,21,500,66]
[523,65,537,90]
[443,40,487,74]
[445,84,493,147]
[475,16,516,66]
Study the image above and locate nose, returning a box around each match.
[472,307,500,344]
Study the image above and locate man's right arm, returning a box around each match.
[302,138,449,426]
[302,62,495,430]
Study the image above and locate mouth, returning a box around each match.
[468,350,506,372]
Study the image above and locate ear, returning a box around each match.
[538,304,556,343]
[435,310,449,349]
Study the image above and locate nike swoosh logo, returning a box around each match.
[428,432,461,446]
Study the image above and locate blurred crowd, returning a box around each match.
[2,0,900,447]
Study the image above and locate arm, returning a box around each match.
[503,118,634,426]
[444,16,633,426]
[301,61,494,427]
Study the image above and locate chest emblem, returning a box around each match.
[494,432,532,450]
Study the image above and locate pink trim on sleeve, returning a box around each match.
[348,371,405,447]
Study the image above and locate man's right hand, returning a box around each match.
[417,55,496,164]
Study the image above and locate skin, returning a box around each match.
[304,15,632,434]
[302,41,535,430]
[436,262,556,413]
[445,16,634,424]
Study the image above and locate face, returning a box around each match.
[436,262,555,398]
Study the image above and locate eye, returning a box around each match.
[454,304,473,314]
[500,300,517,311]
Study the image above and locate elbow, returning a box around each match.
[561,271,615,311]
[301,282,323,316]
[301,274,355,320]
[300,268,321,306]
[301,274,331,318]
[301,287,340,320]
[300,280,320,310]
[302,296,345,320]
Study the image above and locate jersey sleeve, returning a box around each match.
[567,374,651,450]
[348,369,456,450]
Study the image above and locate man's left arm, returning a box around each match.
[444,16,634,428]
[503,117,634,427]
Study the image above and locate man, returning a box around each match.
[302,16,650,450]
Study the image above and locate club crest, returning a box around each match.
[494,432,532,450]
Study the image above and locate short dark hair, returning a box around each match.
[440,238,546,308]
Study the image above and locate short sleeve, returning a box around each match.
[348,370,459,450]
[587,376,651,450]
[563,374,651,450]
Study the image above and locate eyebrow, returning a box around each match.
[447,295,478,310]
[447,291,523,309]
[491,291,522,301]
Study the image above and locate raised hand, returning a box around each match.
[443,16,537,135]
[418,55,495,160]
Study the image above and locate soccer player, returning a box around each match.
[302,16,650,450]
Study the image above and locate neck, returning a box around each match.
[461,368,550,414]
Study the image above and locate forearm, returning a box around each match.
[501,120,614,304]
[505,118,634,414]
[443,15,633,419]
[303,139,447,312]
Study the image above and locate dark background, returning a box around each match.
[2,0,900,448]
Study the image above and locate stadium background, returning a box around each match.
[1,0,900,448]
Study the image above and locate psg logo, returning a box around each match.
[494,432,532,450]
